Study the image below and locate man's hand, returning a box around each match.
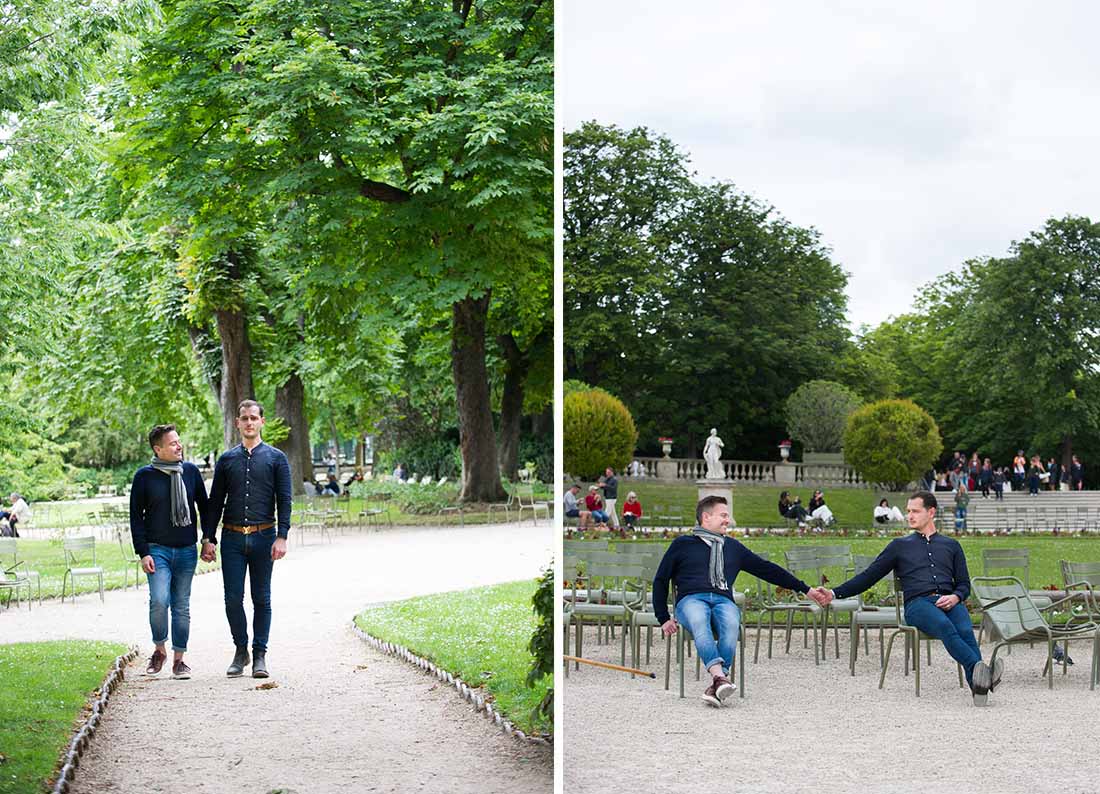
[141,555,155,574]
[661,618,678,637]
[271,536,287,561]
[807,587,833,607]
[200,542,216,563]
[935,594,960,610]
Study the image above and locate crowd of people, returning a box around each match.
[563,467,645,530]
[777,489,835,529]
[925,450,1086,499]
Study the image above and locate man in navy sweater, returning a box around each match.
[813,490,1001,705]
[654,495,818,706]
[130,424,210,680]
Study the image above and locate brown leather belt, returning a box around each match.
[224,522,274,534]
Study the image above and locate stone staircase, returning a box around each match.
[950,490,1100,533]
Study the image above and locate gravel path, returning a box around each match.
[3,523,553,793]
[563,623,1099,794]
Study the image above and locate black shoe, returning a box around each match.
[252,650,269,678]
[989,658,1004,692]
[971,661,991,706]
[226,646,250,677]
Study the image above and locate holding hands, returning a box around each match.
[807,586,833,607]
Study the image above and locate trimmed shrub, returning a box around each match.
[844,399,942,491]
[528,565,554,722]
[785,380,861,453]
[563,388,637,480]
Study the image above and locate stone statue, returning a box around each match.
[703,428,725,479]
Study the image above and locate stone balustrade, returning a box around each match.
[629,457,868,488]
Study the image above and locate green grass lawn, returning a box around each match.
[354,580,551,736]
[5,539,219,601]
[0,640,128,794]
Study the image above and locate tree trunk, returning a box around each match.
[215,308,254,451]
[497,333,527,481]
[274,373,311,496]
[187,323,222,406]
[329,417,343,480]
[355,437,365,469]
[531,404,552,438]
[452,293,506,502]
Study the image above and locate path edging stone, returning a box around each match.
[350,623,552,747]
[51,645,139,794]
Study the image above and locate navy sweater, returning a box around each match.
[832,531,971,604]
[129,462,209,559]
[652,534,811,624]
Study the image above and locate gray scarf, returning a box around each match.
[151,458,191,527]
[692,527,728,592]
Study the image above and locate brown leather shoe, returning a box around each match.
[701,680,721,707]
[145,649,167,676]
[714,675,737,703]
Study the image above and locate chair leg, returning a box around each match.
[849,620,859,676]
[739,625,746,698]
[664,632,672,691]
[879,630,900,689]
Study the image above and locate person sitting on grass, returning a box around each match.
[873,498,905,524]
[563,483,591,529]
[654,495,817,707]
[622,491,643,529]
[778,491,810,527]
[585,485,609,527]
[807,489,835,527]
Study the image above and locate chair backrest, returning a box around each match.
[814,544,852,572]
[783,547,822,585]
[1060,560,1100,588]
[563,539,609,554]
[63,535,97,566]
[982,547,1031,587]
[515,484,536,507]
[585,561,645,599]
[972,576,1048,638]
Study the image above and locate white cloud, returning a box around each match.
[562,0,1100,329]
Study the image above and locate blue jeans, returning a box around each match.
[146,543,198,652]
[221,528,276,652]
[904,595,981,685]
[591,510,609,523]
[675,592,741,675]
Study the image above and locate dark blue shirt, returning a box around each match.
[129,462,209,559]
[206,442,292,540]
[652,533,811,624]
[833,531,971,603]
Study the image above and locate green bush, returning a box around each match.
[785,380,861,453]
[527,565,554,722]
[844,399,942,490]
[0,431,73,501]
[563,388,637,480]
[375,437,460,480]
[349,480,459,513]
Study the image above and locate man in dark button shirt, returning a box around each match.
[204,399,292,679]
[653,495,818,707]
[601,467,620,529]
[813,490,1002,705]
[130,424,209,680]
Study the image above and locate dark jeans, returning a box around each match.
[783,505,809,521]
[221,527,276,652]
[904,595,981,685]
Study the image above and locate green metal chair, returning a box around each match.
[567,561,646,669]
[753,547,822,666]
[1060,560,1100,624]
[878,574,965,696]
[848,554,899,676]
[814,544,862,659]
[61,535,105,603]
[115,526,144,590]
[0,537,35,609]
[972,575,1099,690]
[673,587,747,701]
[978,547,1052,646]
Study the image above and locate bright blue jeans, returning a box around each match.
[146,543,198,652]
[674,592,741,675]
[221,528,276,652]
[904,595,981,685]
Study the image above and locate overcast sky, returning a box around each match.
[560,1,1100,332]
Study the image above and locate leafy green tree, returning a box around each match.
[565,124,850,458]
[785,380,861,453]
[844,399,942,491]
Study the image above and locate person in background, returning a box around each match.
[601,467,620,529]
[968,453,980,491]
[1046,457,1061,493]
[978,458,993,499]
[807,489,835,526]
[622,491,643,529]
[0,493,30,537]
[1071,455,1084,490]
[992,466,1005,501]
[393,462,408,483]
[874,498,905,523]
[1028,455,1043,496]
[778,491,810,528]
[322,473,341,496]
[564,483,591,529]
[954,483,970,532]
[585,485,609,526]
[1013,450,1027,492]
